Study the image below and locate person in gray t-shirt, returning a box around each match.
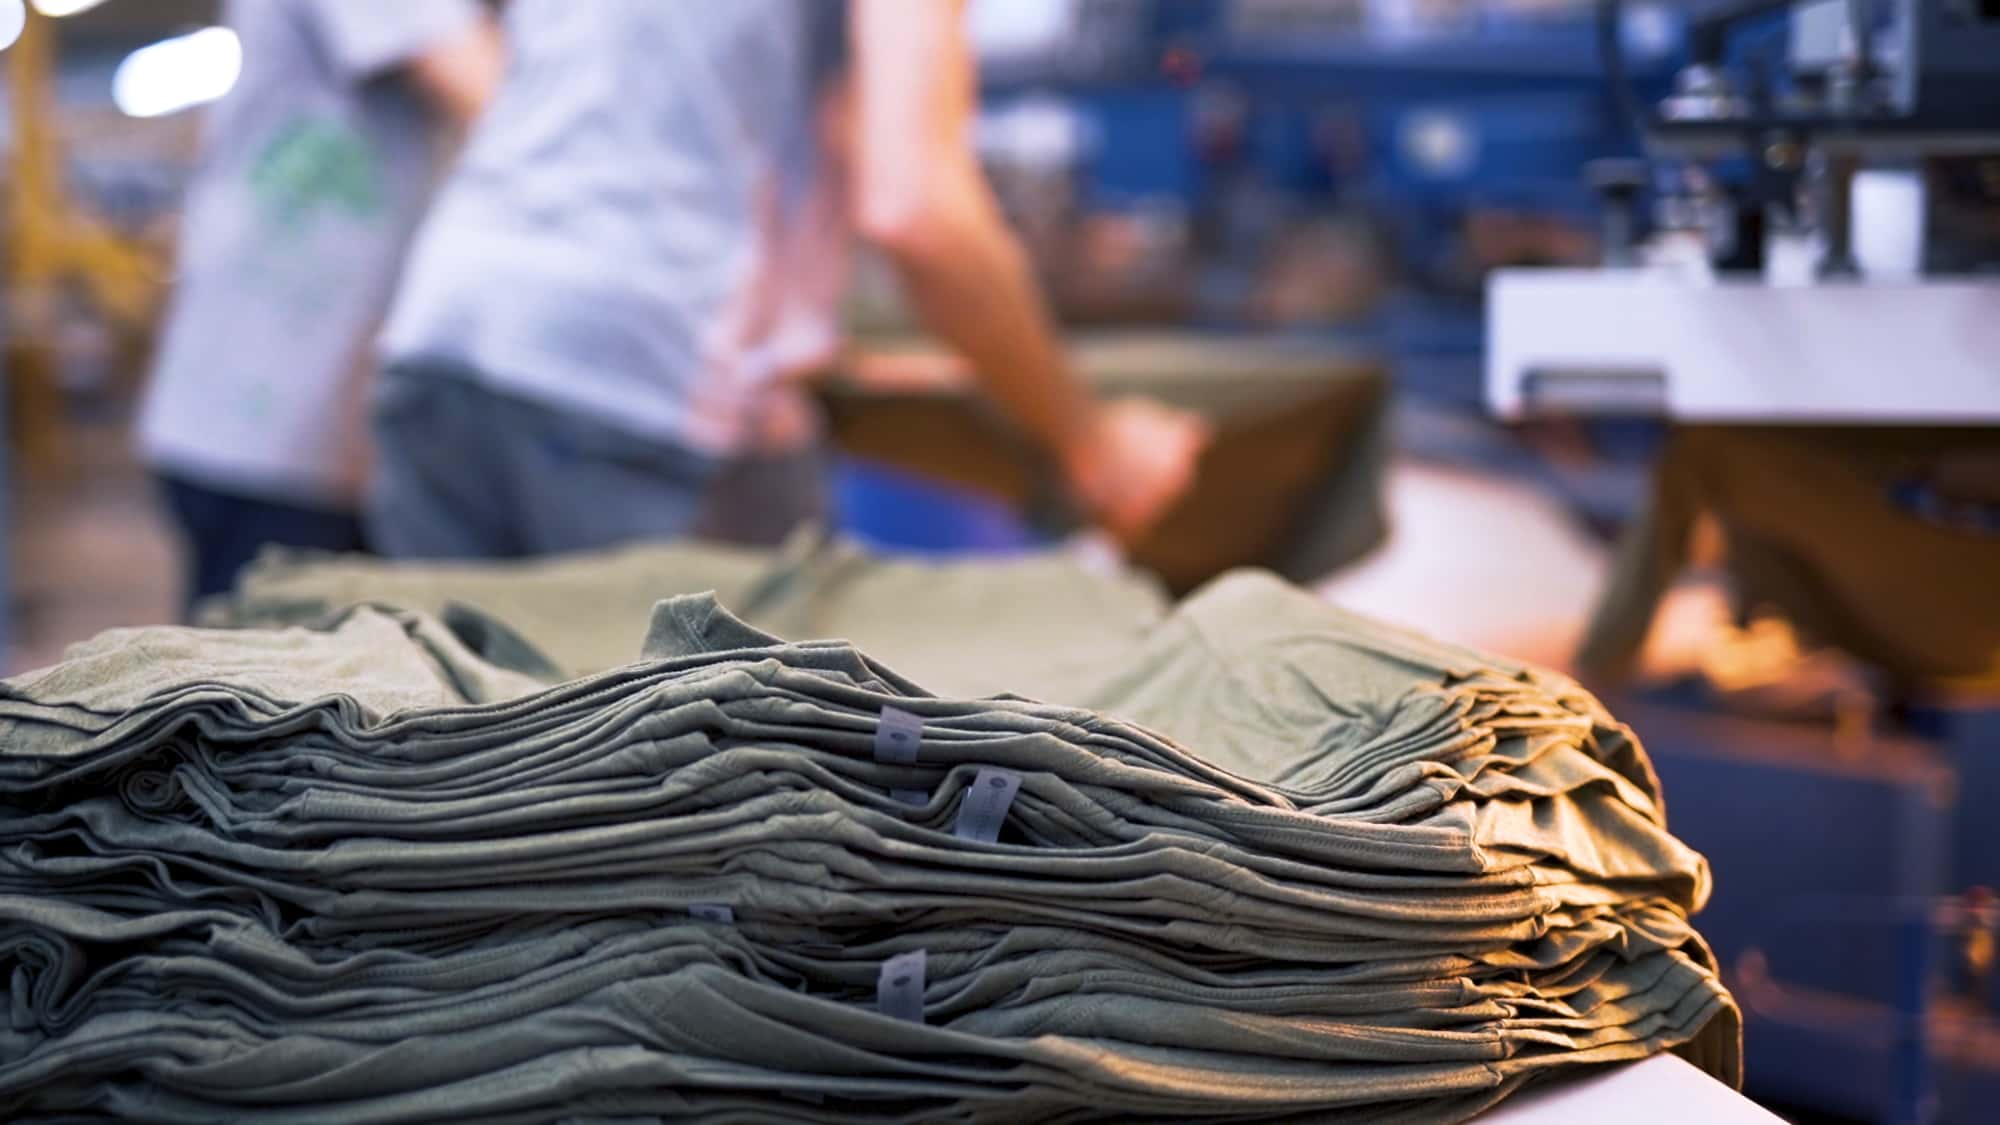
[138,0,502,608]
[371,0,1208,560]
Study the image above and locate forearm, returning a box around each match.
[879,205,1095,469]
[844,0,1204,537]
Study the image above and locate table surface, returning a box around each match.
[1477,1054,1781,1124]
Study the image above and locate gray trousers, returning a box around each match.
[367,361,826,560]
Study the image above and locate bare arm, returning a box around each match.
[403,13,505,126]
[847,0,1205,538]
[848,0,1092,464]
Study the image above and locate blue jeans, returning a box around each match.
[158,474,366,612]
[367,361,826,560]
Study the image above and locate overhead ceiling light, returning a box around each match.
[0,0,24,53]
[30,0,110,17]
[112,26,241,119]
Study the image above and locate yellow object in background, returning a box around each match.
[5,5,166,478]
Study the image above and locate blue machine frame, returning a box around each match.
[1630,692,2000,1125]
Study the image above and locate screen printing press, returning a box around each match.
[1488,4,2000,1122]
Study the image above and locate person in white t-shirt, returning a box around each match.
[370,0,1207,559]
[138,0,502,607]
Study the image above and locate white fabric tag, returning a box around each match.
[891,788,930,807]
[874,706,923,765]
[688,903,734,924]
[952,768,1023,844]
[876,948,927,1023]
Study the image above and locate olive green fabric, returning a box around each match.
[1578,425,2000,687]
[203,528,1172,701]
[4,550,1738,1121]
[821,332,1392,593]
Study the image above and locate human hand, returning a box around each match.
[1060,398,1210,545]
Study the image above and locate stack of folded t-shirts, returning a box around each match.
[0,564,1738,1122]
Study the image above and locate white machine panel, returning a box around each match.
[1487,270,2000,422]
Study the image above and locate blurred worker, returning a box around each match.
[138,0,504,607]
[369,0,1207,559]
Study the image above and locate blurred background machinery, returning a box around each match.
[8,0,365,663]
[1,0,213,660]
[1490,4,2000,1123]
[5,0,208,474]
